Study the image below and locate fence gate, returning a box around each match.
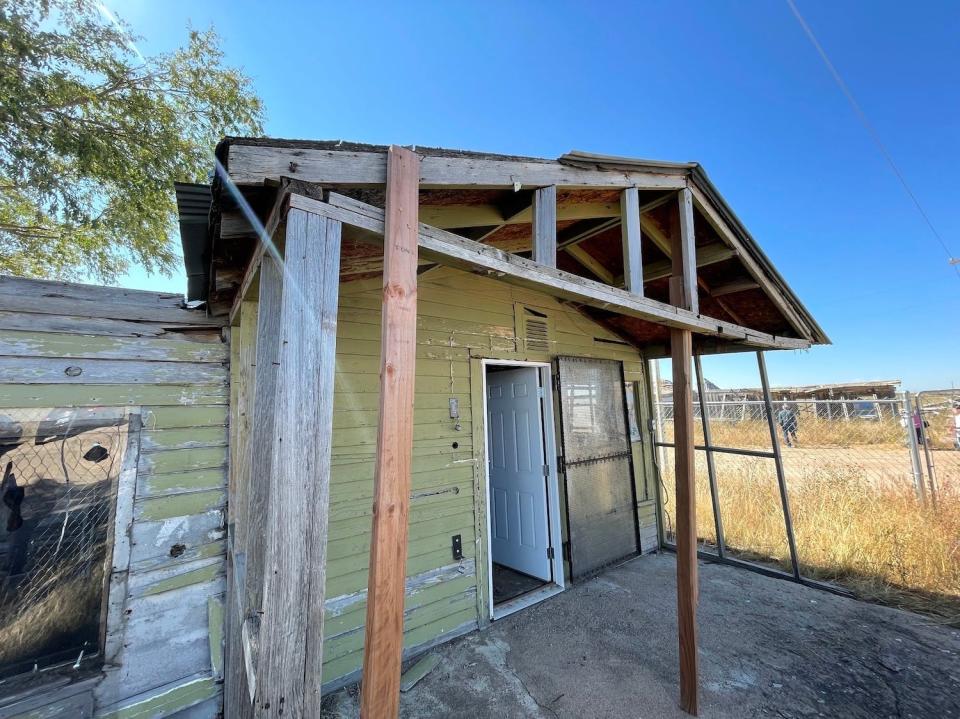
[555,357,638,580]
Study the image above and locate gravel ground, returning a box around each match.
[322,553,960,718]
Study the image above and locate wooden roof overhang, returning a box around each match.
[206,138,829,356]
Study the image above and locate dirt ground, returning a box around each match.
[322,553,960,718]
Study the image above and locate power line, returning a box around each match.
[786,0,960,280]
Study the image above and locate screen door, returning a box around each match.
[556,356,638,579]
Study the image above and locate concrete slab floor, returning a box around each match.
[321,553,960,718]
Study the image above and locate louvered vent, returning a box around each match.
[523,308,551,353]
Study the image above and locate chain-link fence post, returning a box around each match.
[904,391,927,504]
[915,394,940,508]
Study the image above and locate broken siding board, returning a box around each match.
[129,510,225,567]
[139,427,228,452]
[0,309,178,338]
[0,292,219,325]
[0,276,185,307]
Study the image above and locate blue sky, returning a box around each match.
[112,0,959,391]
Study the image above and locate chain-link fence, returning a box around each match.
[653,356,960,623]
[0,408,130,680]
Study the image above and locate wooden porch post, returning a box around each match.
[671,187,699,715]
[256,208,342,717]
[360,146,421,718]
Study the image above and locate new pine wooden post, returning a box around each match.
[671,187,699,716]
[359,146,421,718]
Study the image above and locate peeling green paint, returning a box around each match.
[208,596,225,679]
[140,467,226,497]
[96,676,218,719]
[136,489,225,521]
[141,563,224,597]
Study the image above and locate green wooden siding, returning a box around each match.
[0,288,228,718]
[320,266,655,687]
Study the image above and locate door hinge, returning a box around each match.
[547,547,555,560]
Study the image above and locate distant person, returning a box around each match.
[953,402,960,450]
[912,409,929,447]
[777,403,798,447]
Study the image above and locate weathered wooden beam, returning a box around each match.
[565,244,616,284]
[227,145,688,189]
[359,146,421,719]
[298,191,810,351]
[240,254,283,702]
[621,187,643,295]
[531,185,557,267]
[710,279,760,297]
[675,188,699,315]
[256,208,342,717]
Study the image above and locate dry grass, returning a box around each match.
[661,452,960,624]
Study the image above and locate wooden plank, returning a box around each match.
[676,188,699,315]
[620,187,643,295]
[708,279,760,297]
[232,301,257,567]
[305,192,811,350]
[0,310,178,338]
[0,292,219,325]
[360,146,421,719]
[564,245,615,284]
[671,327,699,716]
[242,254,282,630]
[531,185,557,267]
[0,357,228,385]
[257,209,342,717]
[0,329,227,363]
[0,275,183,307]
[227,145,688,190]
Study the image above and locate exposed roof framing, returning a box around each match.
[201,138,828,351]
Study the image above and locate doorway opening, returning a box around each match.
[483,361,564,619]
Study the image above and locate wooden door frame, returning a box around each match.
[476,358,565,623]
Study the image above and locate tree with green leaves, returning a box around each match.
[0,0,264,282]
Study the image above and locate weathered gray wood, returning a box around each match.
[307,192,811,350]
[531,185,557,267]
[227,145,688,190]
[677,188,699,315]
[0,357,228,385]
[242,254,283,627]
[0,275,183,307]
[0,309,176,337]
[0,291,219,325]
[257,209,342,717]
[620,187,643,295]
[0,329,227,363]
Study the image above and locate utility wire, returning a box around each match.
[786,0,960,280]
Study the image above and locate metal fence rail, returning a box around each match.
[651,355,957,600]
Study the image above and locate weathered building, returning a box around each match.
[0,140,826,718]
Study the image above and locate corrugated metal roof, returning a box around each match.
[175,183,211,301]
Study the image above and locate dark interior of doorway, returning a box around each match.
[492,564,547,605]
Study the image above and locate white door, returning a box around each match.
[487,367,552,581]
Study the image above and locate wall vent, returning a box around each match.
[515,305,552,354]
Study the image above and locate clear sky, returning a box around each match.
[111,0,959,391]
